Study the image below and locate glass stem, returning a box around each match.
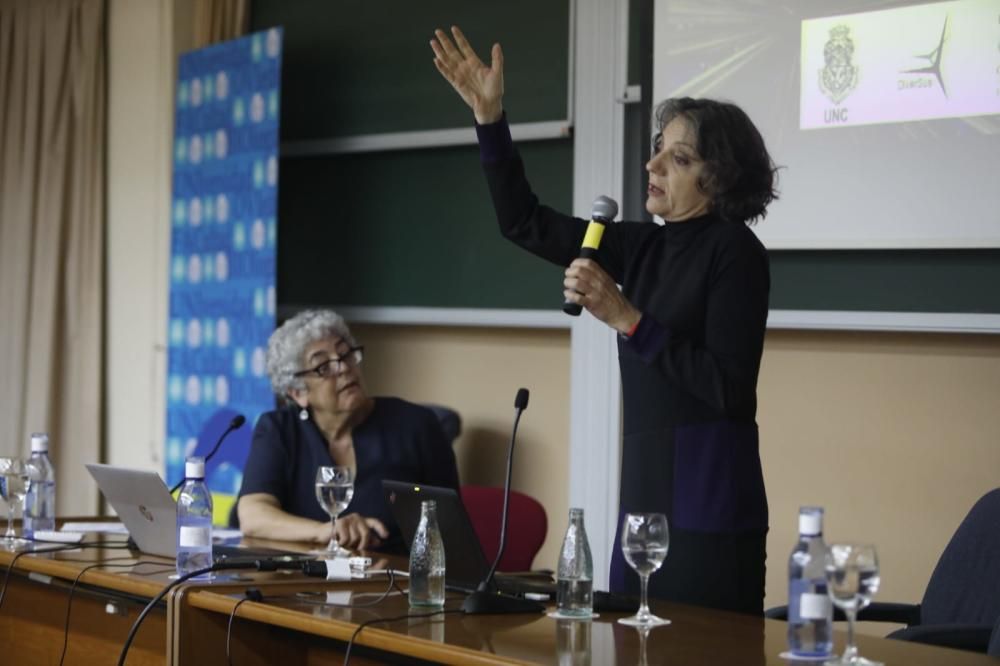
[638,627,650,666]
[638,572,651,619]
[844,607,858,662]
[5,504,14,539]
[328,516,338,552]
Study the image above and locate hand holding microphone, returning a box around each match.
[563,196,619,316]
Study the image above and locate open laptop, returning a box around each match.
[86,463,308,563]
[382,480,555,596]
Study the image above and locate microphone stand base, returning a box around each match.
[461,591,546,615]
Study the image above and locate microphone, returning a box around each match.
[301,558,355,579]
[168,414,246,494]
[563,195,619,316]
[462,388,544,615]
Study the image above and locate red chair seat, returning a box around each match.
[460,485,547,572]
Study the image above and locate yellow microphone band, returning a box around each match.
[581,220,605,250]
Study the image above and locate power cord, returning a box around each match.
[342,607,463,666]
[225,569,406,664]
[59,559,174,666]
[0,539,132,611]
[117,557,307,666]
[116,563,217,666]
[226,590,260,666]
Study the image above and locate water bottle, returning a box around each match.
[787,506,833,657]
[176,457,213,579]
[557,507,593,617]
[24,433,56,538]
[409,499,445,607]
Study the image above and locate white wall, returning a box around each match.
[106,0,191,476]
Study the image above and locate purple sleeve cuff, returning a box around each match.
[475,112,514,164]
[623,314,668,362]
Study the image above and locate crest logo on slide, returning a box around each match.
[819,25,860,105]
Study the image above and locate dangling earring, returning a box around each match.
[299,407,309,421]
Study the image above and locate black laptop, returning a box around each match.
[382,480,555,596]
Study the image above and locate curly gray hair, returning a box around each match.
[266,309,357,398]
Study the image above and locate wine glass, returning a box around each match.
[825,543,882,666]
[314,465,354,556]
[0,457,29,545]
[618,512,670,627]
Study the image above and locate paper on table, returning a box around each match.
[60,522,129,534]
[212,528,243,541]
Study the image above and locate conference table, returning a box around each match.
[1,526,996,665]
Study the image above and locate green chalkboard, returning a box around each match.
[770,250,1000,314]
[252,0,570,139]
[254,0,574,311]
[276,141,572,310]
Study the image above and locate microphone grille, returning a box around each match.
[231,414,247,429]
[514,388,529,410]
[591,195,619,221]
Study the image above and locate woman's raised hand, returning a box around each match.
[431,26,504,125]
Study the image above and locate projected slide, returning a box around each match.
[801,0,1000,129]
[653,0,1000,249]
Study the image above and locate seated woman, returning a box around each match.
[237,309,460,551]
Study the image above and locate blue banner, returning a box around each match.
[167,28,282,524]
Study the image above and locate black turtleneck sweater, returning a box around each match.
[477,115,770,614]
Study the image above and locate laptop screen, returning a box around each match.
[382,480,492,592]
[86,463,309,564]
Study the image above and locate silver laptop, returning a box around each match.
[86,463,309,563]
[86,463,180,557]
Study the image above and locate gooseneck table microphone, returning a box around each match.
[462,388,544,615]
[168,414,246,494]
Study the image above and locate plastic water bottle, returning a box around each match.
[788,506,833,657]
[409,499,445,607]
[176,457,213,579]
[24,433,56,538]
[557,507,593,617]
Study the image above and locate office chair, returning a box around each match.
[989,615,1000,658]
[767,487,1000,654]
[423,403,462,445]
[461,485,547,572]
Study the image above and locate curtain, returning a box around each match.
[193,0,248,49]
[0,0,106,514]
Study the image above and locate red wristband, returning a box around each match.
[625,318,640,338]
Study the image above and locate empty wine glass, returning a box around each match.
[314,465,354,556]
[825,543,882,666]
[0,457,28,545]
[618,512,670,627]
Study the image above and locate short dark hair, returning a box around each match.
[654,98,779,224]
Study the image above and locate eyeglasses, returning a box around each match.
[294,346,365,379]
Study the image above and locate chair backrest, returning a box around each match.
[921,488,1000,625]
[988,614,1000,658]
[423,404,462,446]
[460,485,547,572]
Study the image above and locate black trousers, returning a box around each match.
[613,528,767,616]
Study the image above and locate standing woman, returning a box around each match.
[431,27,777,614]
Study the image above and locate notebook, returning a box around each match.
[85,463,308,564]
[381,479,555,596]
